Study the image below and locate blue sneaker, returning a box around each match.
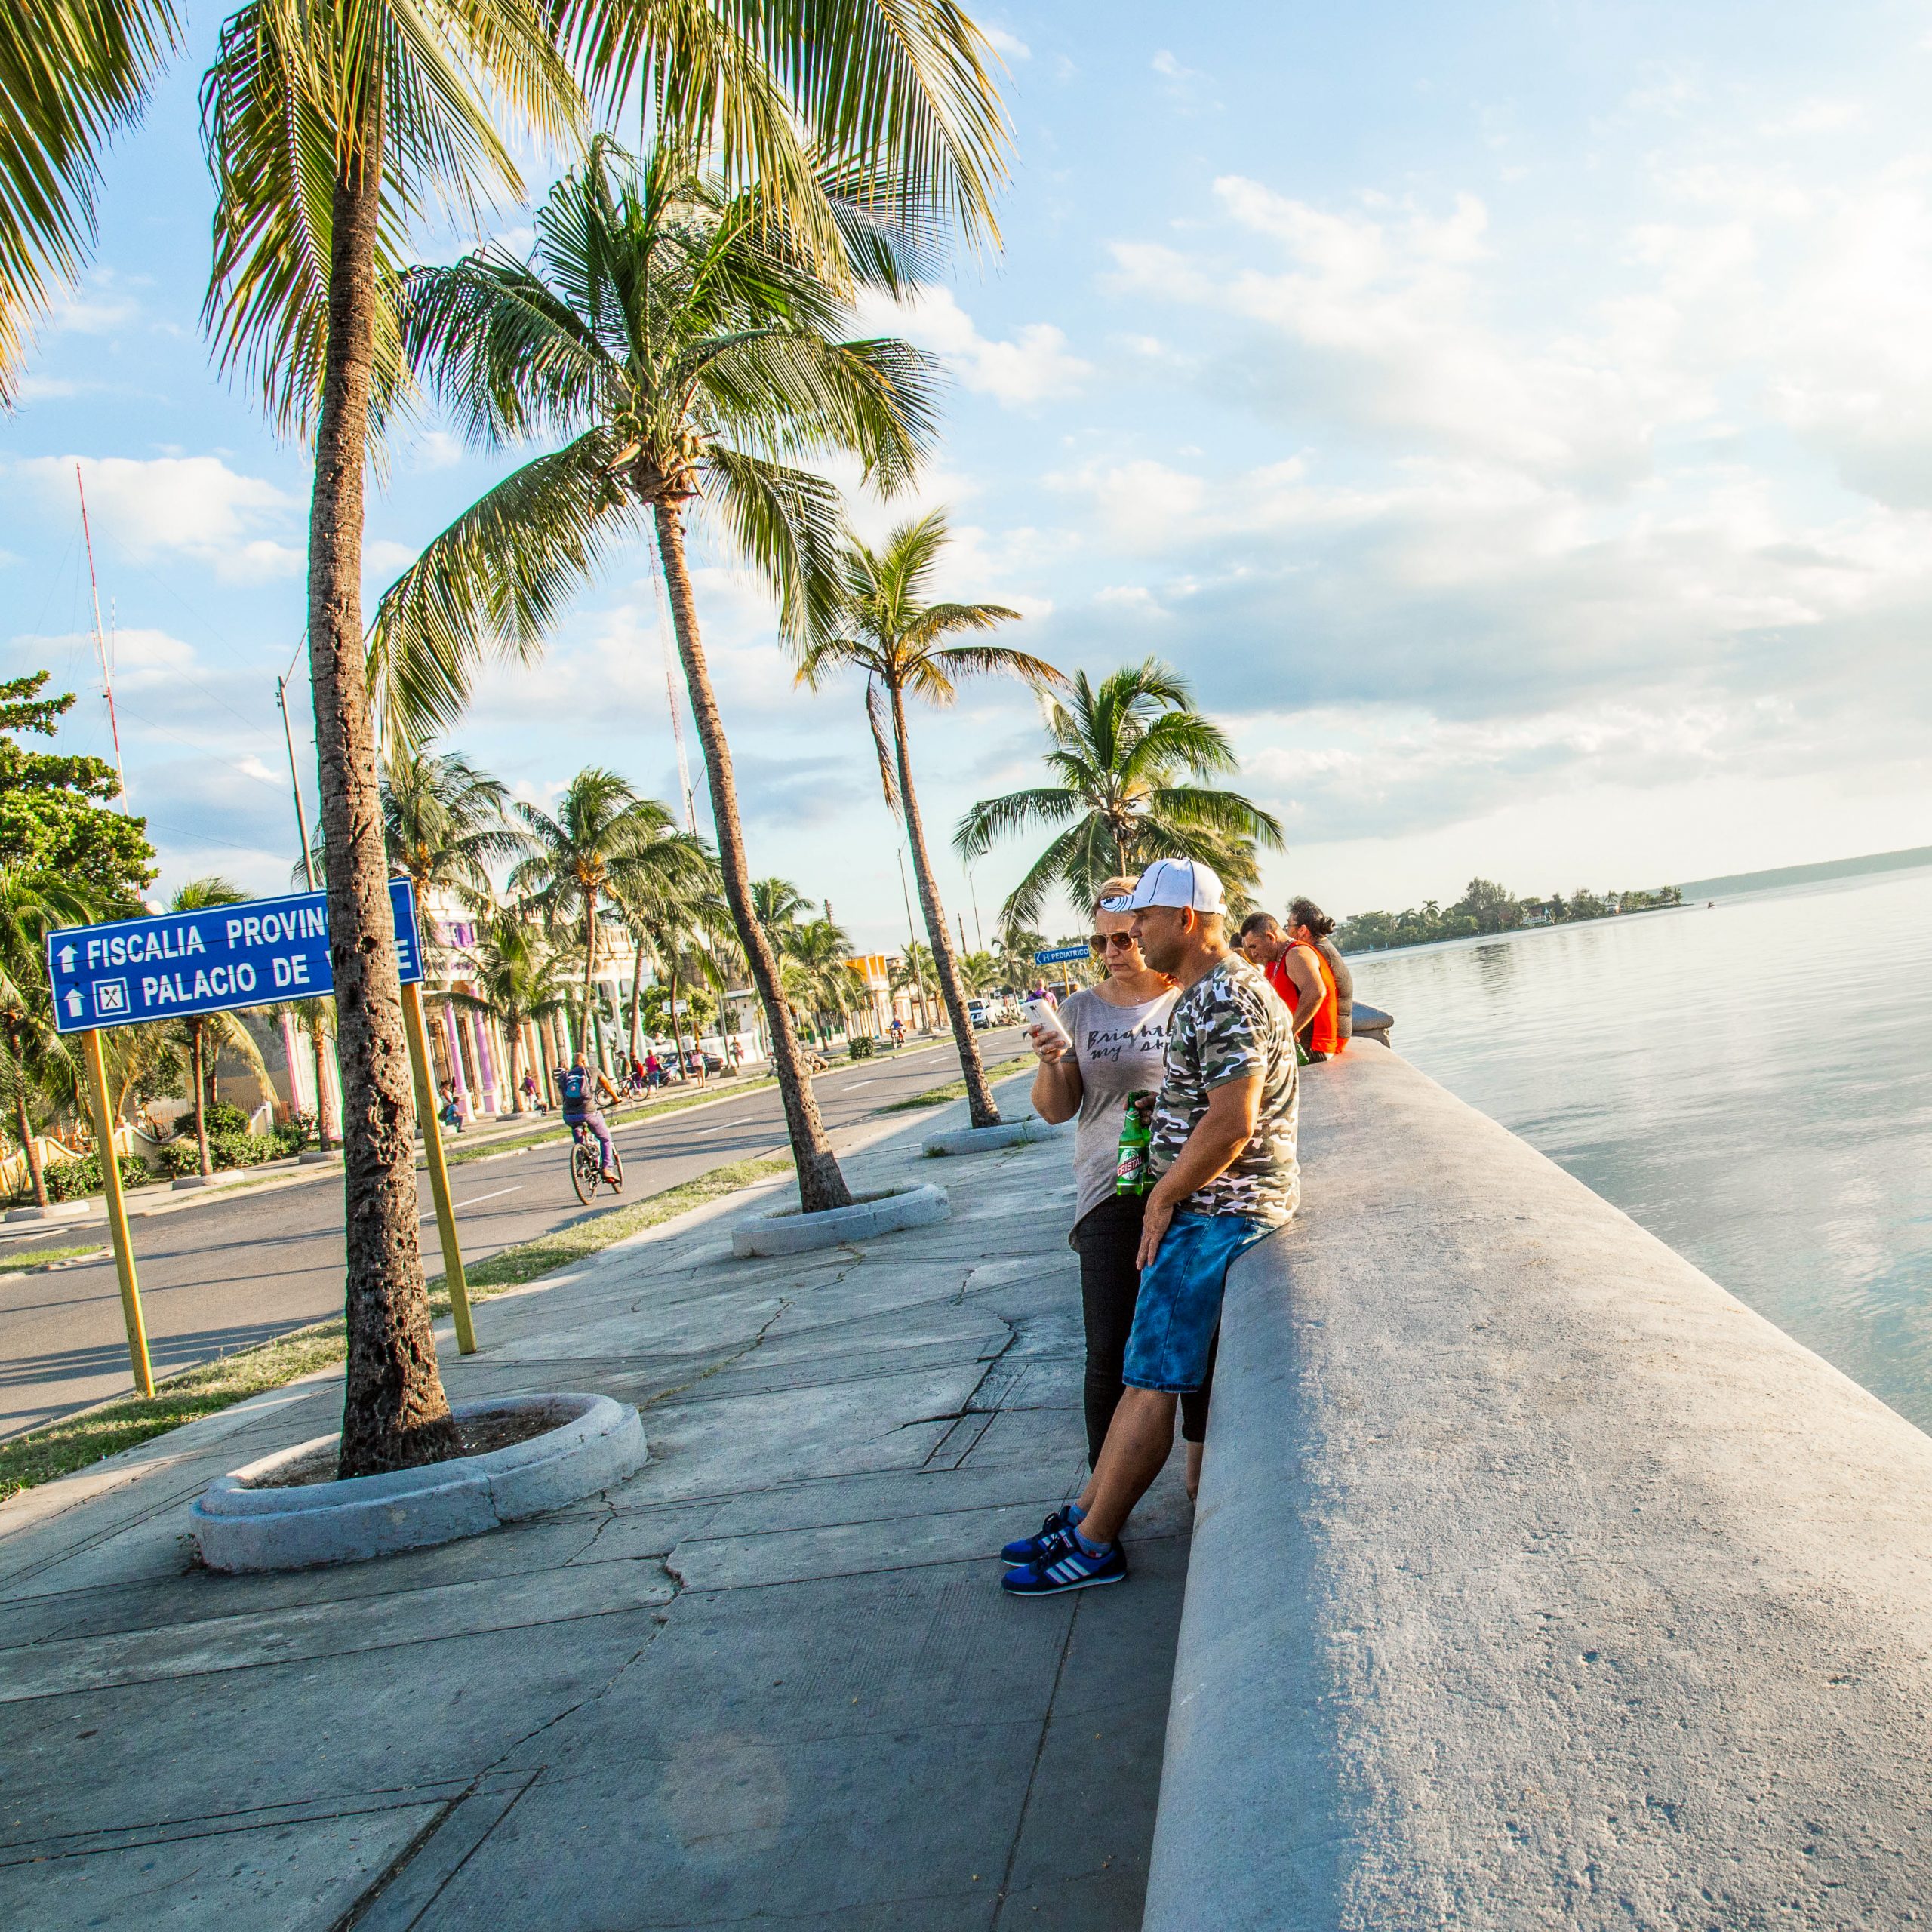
[1001,1534,1126,1597]
[1001,1506,1078,1567]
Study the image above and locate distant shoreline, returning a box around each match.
[1675,842,1932,901]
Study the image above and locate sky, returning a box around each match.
[6,0,1932,953]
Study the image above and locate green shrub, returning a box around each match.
[268,1123,303,1158]
[847,1033,876,1060]
[35,1151,154,1202]
[157,1140,204,1177]
[205,1100,251,1137]
[208,1131,278,1171]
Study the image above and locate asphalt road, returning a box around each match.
[0,1029,1034,1442]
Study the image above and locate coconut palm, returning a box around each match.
[780,914,860,1041]
[617,863,729,1078]
[751,877,810,946]
[0,0,180,400]
[368,140,941,1211]
[445,907,568,1112]
[955,949,1001,996]
[195,0,1004,1480]
[955,660,1286,929]
[381,749,521,916]
[890,939,934,1029]
[511,768,709,1063]
[0,865,96,1204]
[796,508,1056,1127]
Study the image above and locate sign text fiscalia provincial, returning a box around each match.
[48,879,423,1033]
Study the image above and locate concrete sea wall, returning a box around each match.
[1145,1047,1932,1929]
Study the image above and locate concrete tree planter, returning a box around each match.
[190,1393,647,1573]
[4,1199,91,1224]
[731,1183,949,1259]
[921,1116,1066,1158]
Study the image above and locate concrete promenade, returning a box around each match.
[0,1077,1190,1930]
[1146,1046,1932,1930]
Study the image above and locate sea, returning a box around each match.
[1348,865,1932,1433]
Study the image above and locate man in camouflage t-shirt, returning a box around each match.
[1001,858,1299,1598]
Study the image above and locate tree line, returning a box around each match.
[1335,878,1687,953]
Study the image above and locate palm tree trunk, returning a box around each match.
[889,687,1000,1127]
[14,1086,46,1210]
[309,101,458,1478]
[652,503,851,1211]
[629,937,646,1058]
[581,898,598,1069]
[666,959,687,1079]
[503,1020,523,1114]
[192,1026,212,1177]
[311,1020,334,1150]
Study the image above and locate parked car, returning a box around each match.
[967,998,993,1030]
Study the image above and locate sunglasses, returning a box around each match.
[1088,932,1140,954]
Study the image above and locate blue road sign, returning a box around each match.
[48,878,423,1034]
[1033,943,1090,966]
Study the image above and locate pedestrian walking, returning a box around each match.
[1027,878,1201,1480]
[1001,858,1297,1596]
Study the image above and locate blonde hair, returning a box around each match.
[1091,876,1138,920]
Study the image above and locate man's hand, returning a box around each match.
[1137,1187,1177,1269]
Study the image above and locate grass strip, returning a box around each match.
[880,1056,1033,1111]
[441,1076,778,1168]
[0,1154,794,1505]
[0,1242,106,1274]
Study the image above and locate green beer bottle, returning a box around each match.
[1115,1090,1154,1196]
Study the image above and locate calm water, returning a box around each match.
[1350,868,1932,1432]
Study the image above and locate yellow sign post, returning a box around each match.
[401,980,475,1355]
[79,1026,152,1397]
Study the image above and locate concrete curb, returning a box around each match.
[731,1182,950,1258]
[920,1116,1066,1158]
[189,1392,646,1573]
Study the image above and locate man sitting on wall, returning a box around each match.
[1238,909,1331,1061]
[999,859,1300,1595]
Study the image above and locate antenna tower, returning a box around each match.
[651,568,697,834]
[75,465,126,801]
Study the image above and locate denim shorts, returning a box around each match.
[1121,1211,1266,1395]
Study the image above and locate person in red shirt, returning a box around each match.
[1237,911,1336,1060]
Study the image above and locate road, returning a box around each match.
[0,1030,1034,1442]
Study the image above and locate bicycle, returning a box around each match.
[568,1121,623,1204]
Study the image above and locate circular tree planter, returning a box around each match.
[921,1116,1066,1158]
[731,1182,949,1259]
[190,1392,647,1574]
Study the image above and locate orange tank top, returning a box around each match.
[1284,940,1339,1054]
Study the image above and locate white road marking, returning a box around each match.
[421,1184,524,1221]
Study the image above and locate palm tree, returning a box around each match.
[618,865,729,1078]
[380,749,521,927]
[797,508,1057,1126]
[0,0,180,400]
[0,866,95,1204]
[446,907,569,1112]
[955,949,1000,996]
[195,0,1004,1481]
[993,926,1044,992]
[780,914,860,1041]
[162,878,272,1178]
[368,140,942,1212]
[890,940,935,1029]
[511,769,709,1064]
[751,877,811,946]
[955,660,1286,929]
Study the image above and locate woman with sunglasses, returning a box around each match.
[1029,877,1212,1494]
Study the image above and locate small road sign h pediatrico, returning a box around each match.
[1033,943,1091,966]
[48,878,423,1034]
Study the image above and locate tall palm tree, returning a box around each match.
[618,863,728,1078]
[195,0,1004,1480]
[368,140,940,1211]
[956,659,1286,929]
[779,913,860,1041]
[0,865,95,1205]
[511,768,709,1062]
[751,876,810,946]
[992,925,1044,992]
[890,938,934,1029]
[163,878,272,1178]
[797,509,1057,1128]
[381,748,521,915]
[0,0,180,400]
[446,906,568,1112]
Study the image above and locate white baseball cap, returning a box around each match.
[1100,858,1227,915]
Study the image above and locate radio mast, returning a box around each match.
[75,466,126,802]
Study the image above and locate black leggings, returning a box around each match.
[1071,1192,1216,1468]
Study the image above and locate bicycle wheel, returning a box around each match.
[570,1139,598,1204]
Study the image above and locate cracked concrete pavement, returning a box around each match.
[0,1078,1192,1930]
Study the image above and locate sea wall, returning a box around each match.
[1143,1046,1932,1929]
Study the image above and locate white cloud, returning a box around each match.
[983,25,1029,62]
[860,287,1091,407]
[411,429,467,472]
[17,454,301,581]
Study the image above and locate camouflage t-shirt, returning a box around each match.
[1149,952,1299,1226]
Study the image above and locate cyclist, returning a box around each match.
[554,1051,621,1186]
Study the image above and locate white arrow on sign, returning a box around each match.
[57,946,75,972]
[63,989,82,1017]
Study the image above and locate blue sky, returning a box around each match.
[6,0,1932,951]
